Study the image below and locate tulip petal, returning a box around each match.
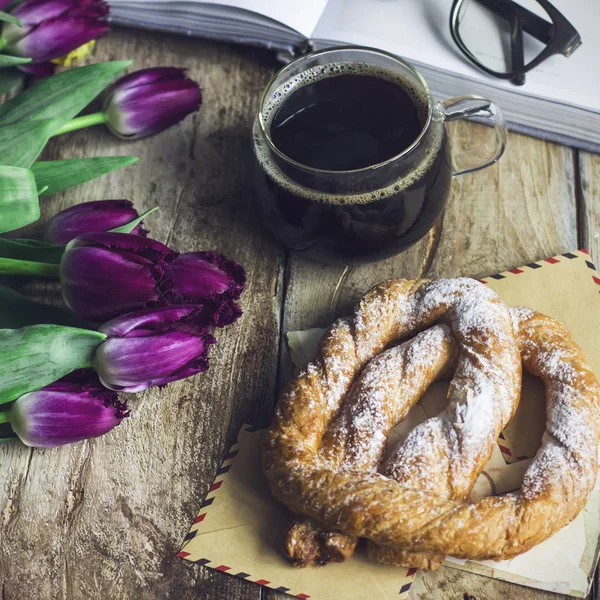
[60,246,160,322]
[108,80,201,138]
[167,251,246,301]
[68,231,173,260]
[65,4,109,19]
[11,18,109,62]
[102,69,202,139]
[59,234,177,322]
[94,329,215,392]
[12,0,103,25]
[44,200,141,245]
[18,61,56,77]
[134,363,210,390]
[9,370,127,447]
[211,298,243,328]
[103,67,187,95]
[99,305,210,337]
[60,233,244,325]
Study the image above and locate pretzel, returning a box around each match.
[284,325,459,569]
[262,278,600,566]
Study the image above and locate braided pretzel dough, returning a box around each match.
[284,325,459,568]
[262,278,600,566]
[284,325,459,569]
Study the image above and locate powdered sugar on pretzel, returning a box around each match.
[262,278,600,567]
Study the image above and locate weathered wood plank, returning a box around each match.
[578,151,600,267]
[0,24,587,600]
[410,564,559,600]
[428,128,577,279]
[272,127,577,600]
[0,30,281,600]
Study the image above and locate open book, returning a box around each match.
[108,0,600,152]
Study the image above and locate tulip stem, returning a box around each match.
[54,112,107,136]
[0,257,60,279]
[0,41,6,53]
[0,412,9,425]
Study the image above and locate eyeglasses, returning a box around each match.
[450,0,582,86]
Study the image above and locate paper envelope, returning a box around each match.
[179,249,600,599]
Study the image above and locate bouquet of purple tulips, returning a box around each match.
[0,1,246,448]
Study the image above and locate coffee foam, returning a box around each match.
[254,61,444,206]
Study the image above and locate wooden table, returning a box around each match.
[1,27,599,600]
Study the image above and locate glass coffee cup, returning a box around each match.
[252,46,507,264]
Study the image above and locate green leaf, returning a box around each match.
[0,238,64,263]
[0,67,24,96]
[0,119,57,168]
[110,207,158,234]
[13,238,52,246]
[0,10,22,26]
[0,240,61,286]
[0,257,60,278]
[0,60,132,130]
[32,156,139,196]
[0,55,30,67]
[0,165,39,233]
[0,286,91,329]
[0,324,106,404]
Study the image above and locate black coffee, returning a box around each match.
[253,66,453,264]
[270,74,423,170]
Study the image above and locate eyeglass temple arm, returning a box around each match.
[509,15,526,85]
[475,0,553,44]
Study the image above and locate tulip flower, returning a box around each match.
[0,0,109,65]
[55,67,202,139]
[59,232,245,324]
[93,306,216,392]
[2,369,128,447]
[44,200,147,245]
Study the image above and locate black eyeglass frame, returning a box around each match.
[450,0,582,83]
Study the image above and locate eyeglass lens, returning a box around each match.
[456,0,551,75]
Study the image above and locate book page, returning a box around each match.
[210,0,328,37]
[110,0,329,38]
[312,0,600,112]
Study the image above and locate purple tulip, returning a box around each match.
[7,369,128,447]
[44,200,146,245]
[59,232,245,324]
[17,61,56,78]
[0,0,109,64]
[102,67,202,139]
[93,306,217,392]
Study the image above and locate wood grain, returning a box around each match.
[0,30,282,600]
[579,151,600,266]
[410,564,559,600]
[428,127,577,279]
[0,24,593,600]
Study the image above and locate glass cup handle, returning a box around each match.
[440,96,508,176]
